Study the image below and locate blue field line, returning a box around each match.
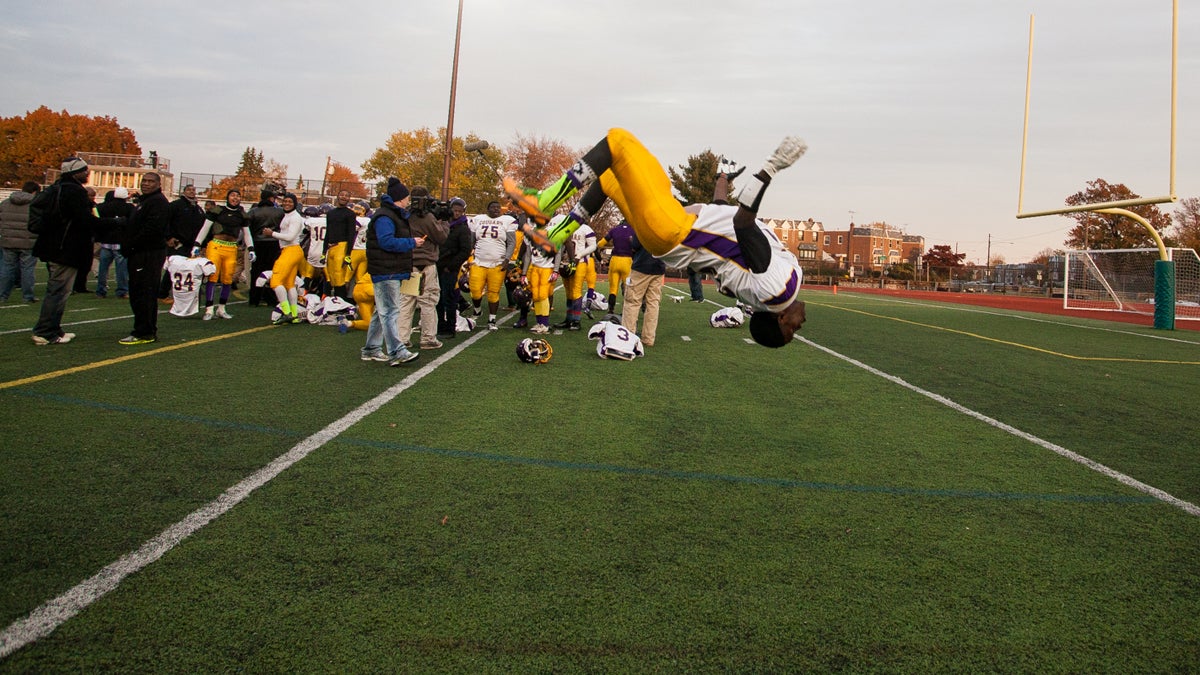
[8,389,1157,507]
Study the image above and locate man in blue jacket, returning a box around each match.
[361,177,426,366]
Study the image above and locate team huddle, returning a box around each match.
[166,130,809,365]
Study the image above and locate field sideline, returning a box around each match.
[2,282,1198,671]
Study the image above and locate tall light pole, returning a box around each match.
[441,0,465,201]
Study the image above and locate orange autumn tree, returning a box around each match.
[0,105,141,187]
[326,162,370,200]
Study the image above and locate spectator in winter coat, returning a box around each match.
[0,181,41,303]
[94,188,134,299]
[31,158,124,345]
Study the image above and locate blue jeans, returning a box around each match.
[362,278,408,359]
[95,247,128,297]
[0,247,38,301]
[688,269,704,300]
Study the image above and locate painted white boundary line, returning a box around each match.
[798,336,1200,517]
[0,326,490,659]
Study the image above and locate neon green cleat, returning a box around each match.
[504,177,550,226]
[521,223,557,257]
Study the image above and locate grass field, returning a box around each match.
[2,277,1199,672]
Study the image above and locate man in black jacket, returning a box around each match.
[435,197,474,339]
[246,189,284,306]
[119,172,170,345]
[323,190,358,302]
[31,157,123,345]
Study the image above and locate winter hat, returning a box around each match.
[61,157,88,175]
[449,197,466,208]
[113,187,129,199]
[386,177,409,202]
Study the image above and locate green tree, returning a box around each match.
[667,149,720,205]
[235,147,265,179]
[0,105,141,187]
[361,127,500,211]
[1063,178,1172,250]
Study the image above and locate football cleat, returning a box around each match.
[520,223,556,257]
[503,177,550,226]
[215,307,233,319]
[529,323,550,334]
[516,337,553,364]
[203,306,215,320]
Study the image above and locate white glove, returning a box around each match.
[248,251,257,263]
[191,246,201,257]
[762,136,808,177]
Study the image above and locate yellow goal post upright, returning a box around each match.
[1016,0,1180,329]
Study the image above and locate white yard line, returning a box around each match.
[798,335,1200,518]
[0,322,491,659]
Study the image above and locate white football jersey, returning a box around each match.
[710,306,746,328]
[306,295,356,325]
[570,224,597,261]
[304,215,327,267]
[353,216,370,250]
[659,204,802,314]
[469,214,518,268]
[164,255,215,317]
[587,320,644,360]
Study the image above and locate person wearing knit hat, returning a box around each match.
[386,177,410,202]
[31,156,126,345]
[361,177,425,366]
[60,156,89,176]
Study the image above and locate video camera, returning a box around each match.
[409,195,453,221]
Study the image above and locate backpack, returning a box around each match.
[26,183,63,234]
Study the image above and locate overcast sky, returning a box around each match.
[3,1,1195,263]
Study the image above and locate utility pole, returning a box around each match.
[440,0,465,201]
[320,155,331,201]
[987,233,992,281]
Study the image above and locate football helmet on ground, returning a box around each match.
[516,338,553,364]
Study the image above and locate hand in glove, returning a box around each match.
[761,136,808,178]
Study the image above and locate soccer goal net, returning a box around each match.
[1064,248,1200,321]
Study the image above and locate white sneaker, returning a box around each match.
[32,332,74,345]
[203,307,214,321]
[488,320,498,331]
[530,323,549,334]
[215,307,233,319]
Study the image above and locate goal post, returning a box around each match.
[1063,248,1200,324]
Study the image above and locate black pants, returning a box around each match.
[127,248,167,339]
[436,267,460,335]
[248,240,280,306]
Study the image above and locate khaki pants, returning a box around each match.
[621,270,663,346]
[399,264,441,346]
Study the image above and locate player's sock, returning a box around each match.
[287,287,299,316]
[608,294,616,310]
[205,281,215,305]
[219,284,231,304]
[273,285,289,312]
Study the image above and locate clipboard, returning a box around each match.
[399,274,423,296]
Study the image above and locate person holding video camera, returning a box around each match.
[398,186,448,350]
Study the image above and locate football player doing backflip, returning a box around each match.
[505,128,807,347]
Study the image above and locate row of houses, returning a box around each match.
[765,217,925,276]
